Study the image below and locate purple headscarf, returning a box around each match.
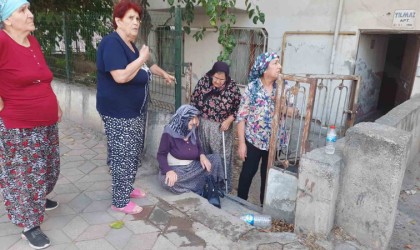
[206,61,231,83]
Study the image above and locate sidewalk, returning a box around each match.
[1,119,416,249]
[0,120,307,250]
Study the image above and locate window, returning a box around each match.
[229,28,268,85]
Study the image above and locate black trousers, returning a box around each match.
[237,140,269,205]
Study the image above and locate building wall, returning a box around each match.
[148,0,420,104]
[354,34,389,120]
[413,52,420,96]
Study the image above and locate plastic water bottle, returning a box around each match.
[240,214,272,228]
[325,125,337,155]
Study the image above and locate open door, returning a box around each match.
[395,35,420,106]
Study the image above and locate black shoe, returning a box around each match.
[45,199,59,211]
[21,226,50,249]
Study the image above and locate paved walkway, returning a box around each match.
[0,119,417,249]
[0,120,309,250]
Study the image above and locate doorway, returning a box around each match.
[355,33,420,122]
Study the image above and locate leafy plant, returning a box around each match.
[163,0,265,63]
[31,0,114,62]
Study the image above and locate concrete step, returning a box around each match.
[136,160,302,249]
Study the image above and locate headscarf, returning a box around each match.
[206,61,231,83]
[163,104,201,144]
[0,0,29,22]
[248,52,279,83]
[201,61,231,101]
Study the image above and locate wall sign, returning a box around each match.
[393,10,416,29]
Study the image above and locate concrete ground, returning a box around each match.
[0,119,417,249]
[389,153,420,249]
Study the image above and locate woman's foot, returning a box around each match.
[130,188,146,198]
[45,199,59,211]
[21,226,50,249]
[111,201,143,214]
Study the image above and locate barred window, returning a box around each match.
[229,28,268,86]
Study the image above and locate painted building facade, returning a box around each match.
[148,0,420,122]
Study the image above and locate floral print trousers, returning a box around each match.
[101,114,145,208]
[0,119,60,229]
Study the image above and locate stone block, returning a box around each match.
[336,122,411,249]
[294,146,342,235]
[263,167,298,223]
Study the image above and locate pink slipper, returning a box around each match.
[111,201,143,214]
[130,188,146,198]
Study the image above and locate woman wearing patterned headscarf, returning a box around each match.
[236,52,283,206]
[0,0,61,248]
[157,105,225,194]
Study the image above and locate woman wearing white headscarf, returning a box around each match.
[157,105,225,194]
[0,0,62,248]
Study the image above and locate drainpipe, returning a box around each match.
[329,0,345,74]
[325,0,345,126]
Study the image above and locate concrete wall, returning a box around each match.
[376,93,420,168]
[294,95,420,249]
[52,79,103,133]
[52,80,171,159]
[336,123,411,249]
[294,142,343,236]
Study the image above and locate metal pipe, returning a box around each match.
[329,0,345,74]
[174,6,182,109]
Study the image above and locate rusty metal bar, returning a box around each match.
[267,76,286,170]
[300,78,317,154]
[282,74,313,82]
[306,74,360,80]
[346,76,361,129]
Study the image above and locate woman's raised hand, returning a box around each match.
[0,96,3,111]
[139,45,150,62]
[165,170,178,187]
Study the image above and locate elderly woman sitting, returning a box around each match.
[157,104,224,194]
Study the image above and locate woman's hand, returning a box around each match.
[0,96,4,111]
[238,141,247,161]
[220,118,233,131]
[58,105,63,122]
[220,115,235,132]
[139,45,150,62]
[163,72,175,85]
[200,154,212,172]
[165,170,178,187]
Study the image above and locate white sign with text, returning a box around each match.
[393,10,416,28]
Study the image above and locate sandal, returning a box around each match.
[111,201,143,214]
[130,188,146,198]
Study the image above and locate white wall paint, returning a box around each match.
[148,0,420,103]
[413,51,420,97]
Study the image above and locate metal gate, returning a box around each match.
[267,74,360,170]
[145,8,185,113]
